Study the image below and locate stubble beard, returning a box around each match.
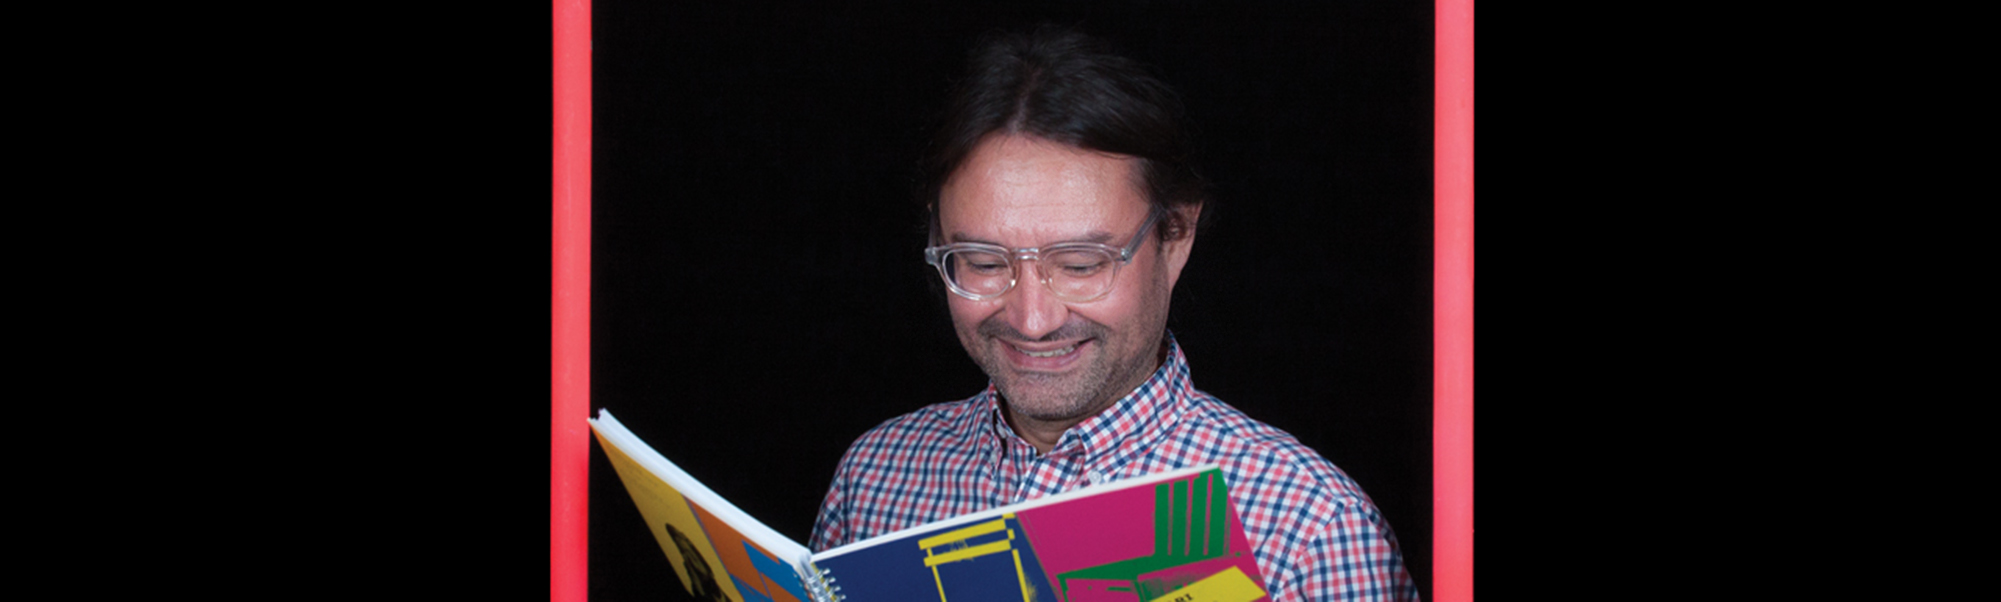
[957,268,1173,425]
[969,317,1123,422]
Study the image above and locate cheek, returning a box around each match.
[1081,263,1169,326]
[945,298,995,331]
[1066,299,1130,330]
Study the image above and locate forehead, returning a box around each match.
[938,135,1148,242]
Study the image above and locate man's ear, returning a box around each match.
[1162,203,1201,290]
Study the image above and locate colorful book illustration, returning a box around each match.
[592,409,1269,602]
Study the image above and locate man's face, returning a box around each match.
[937,134,1195,425]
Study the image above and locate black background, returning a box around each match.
[587,2,1434,600]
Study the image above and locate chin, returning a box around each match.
[1001,392,1097,422]
[995,373,1113,421]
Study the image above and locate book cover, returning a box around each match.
[592,409,1269,602]
[591,411,817,602]
[810,465,1267,602]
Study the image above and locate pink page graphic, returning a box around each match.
[1015,470,1266,602]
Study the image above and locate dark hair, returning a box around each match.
[920,26,1208,243]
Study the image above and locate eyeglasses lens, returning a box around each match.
[944,249,1117,301]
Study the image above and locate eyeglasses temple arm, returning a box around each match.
[1119,207,1168,261]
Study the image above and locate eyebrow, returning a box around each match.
[948,229,1119,247]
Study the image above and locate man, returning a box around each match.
[810,27,1418,601]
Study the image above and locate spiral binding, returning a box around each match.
[802,562,844,602]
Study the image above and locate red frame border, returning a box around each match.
[1433,0,1475,600]
[549,3,1470,599]
[552,0,592,600]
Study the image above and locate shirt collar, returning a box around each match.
[979,333,1195,464]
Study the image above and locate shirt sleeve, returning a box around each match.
[808,470,847,552]
[1269,501,1420,602]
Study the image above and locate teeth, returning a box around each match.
[1022,345,1076,358]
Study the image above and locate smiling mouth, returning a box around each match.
[1018,344,1078,358]
[978,318,1103,366]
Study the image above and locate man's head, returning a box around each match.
[922,27,1207,436]
[921,26,1208,245]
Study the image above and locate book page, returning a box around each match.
[592,410,815,602]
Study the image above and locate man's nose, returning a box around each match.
[1004,261,1068,339]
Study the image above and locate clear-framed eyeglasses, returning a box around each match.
[924,207,1164,303]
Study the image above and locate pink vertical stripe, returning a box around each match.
[552,0,592,600]
[1433,0,1474,600]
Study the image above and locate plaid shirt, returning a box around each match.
[810,337,1419,601]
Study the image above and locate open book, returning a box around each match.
[591,409,1270,602]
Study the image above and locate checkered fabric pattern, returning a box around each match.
[810,337,1419,601]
